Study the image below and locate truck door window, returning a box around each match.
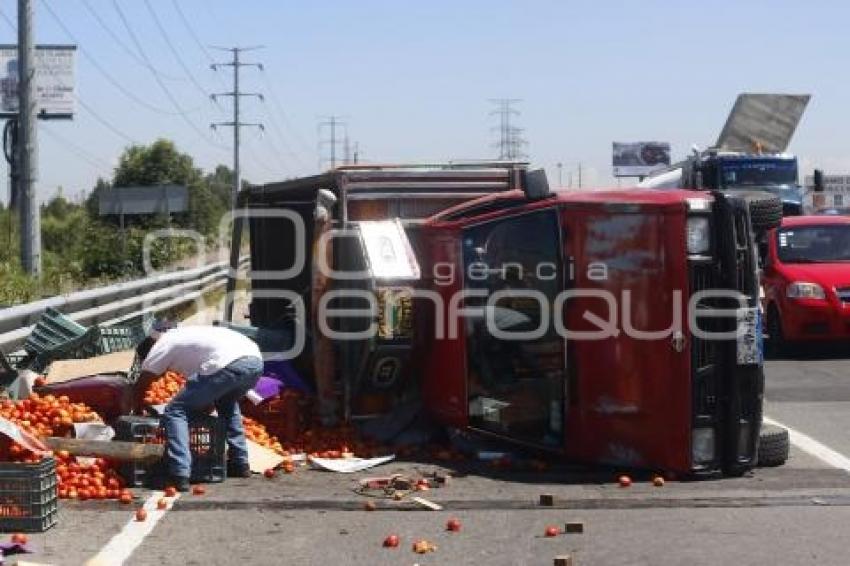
[462,210,565,447]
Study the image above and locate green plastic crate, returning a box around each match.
[23,308,88,358]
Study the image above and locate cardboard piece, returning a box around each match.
[45,350,136,384]
[246,439,285,473]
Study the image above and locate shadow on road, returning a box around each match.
[767,342,850,361]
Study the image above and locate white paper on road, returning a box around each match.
[308,454,395,473]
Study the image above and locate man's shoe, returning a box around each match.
[166,475,191,493]
[227,462,252,478]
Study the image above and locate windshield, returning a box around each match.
[777,225,850,263]
[721,159,797,188]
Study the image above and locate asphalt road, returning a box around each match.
[15,351,850,566]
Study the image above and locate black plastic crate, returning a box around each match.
[0,457,58,533]
[114,415,226,486]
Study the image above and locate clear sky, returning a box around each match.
[0,0,848,203]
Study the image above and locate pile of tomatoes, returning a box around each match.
[0,393,100,441]
[242,416,285,454]
[280,425,383,460]
[54,451,130,501]
[0,394,131,501]
[142,371,186,406]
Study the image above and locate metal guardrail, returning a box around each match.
[0,257,249,354]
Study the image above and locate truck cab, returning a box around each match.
[681,151,803,216]
[417,184,765,476]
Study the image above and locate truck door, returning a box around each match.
[461,209,566,449]
[563,207,691,471]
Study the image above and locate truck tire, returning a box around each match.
[735,191,783,232]
[757,423,790,467]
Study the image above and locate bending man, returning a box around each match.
[136,324,263,491]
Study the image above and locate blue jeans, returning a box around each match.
[162,356,263,478]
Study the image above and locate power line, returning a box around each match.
[257,101,309,171]
[170,0,217,67]
[42,124,113,172]
[111,0,227,151]
[81,0,184,82]
[142,0,220,107]
[75,98,137,144]
[489,98,527,160]
[260,72,315,156]
[41,0,193,117]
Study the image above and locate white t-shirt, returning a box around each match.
[141,326,262,377]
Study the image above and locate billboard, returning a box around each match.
[99,185,189,216]
[612,142,671,177]
[0,44,76,118]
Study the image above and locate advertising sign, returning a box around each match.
[612,141,671,177]
[0,44,76,118]
[98,185,189,216]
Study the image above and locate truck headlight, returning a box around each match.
[692,427,715,465]
[686,217,711,255]
[786,282,826,300]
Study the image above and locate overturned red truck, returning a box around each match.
[227,162,778,477]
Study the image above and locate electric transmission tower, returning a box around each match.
[489,98,527,160]
[318,115,347,170]
[210,46,265,214]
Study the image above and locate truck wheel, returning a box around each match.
[736,191,783,232]
[757,423,790,467]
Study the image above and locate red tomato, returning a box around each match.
[10,533,27,545]
[383,535,400,548]
[446,518,462,532]
[263,468,276,479]
[618,475,632,488]
[135,508,147,522]
[544,526,560,537]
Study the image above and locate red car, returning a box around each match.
[762,216,850,350]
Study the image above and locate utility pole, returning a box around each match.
[556,162,563,187]
[211,47,264,215]
[489,99,526,161]
[577,162,583,189]
[353,142,360,165]
[18,0,41,276]
[318,116,346,170]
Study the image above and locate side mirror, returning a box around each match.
[523,169,551,200]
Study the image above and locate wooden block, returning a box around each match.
[553,555,573,566]
[411,496,443,511]
[565,521,584,534]
[539,494,555,506]
[42,437,164,463]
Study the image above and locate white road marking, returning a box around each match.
[764,415,850,472]
[84,490,179,566]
